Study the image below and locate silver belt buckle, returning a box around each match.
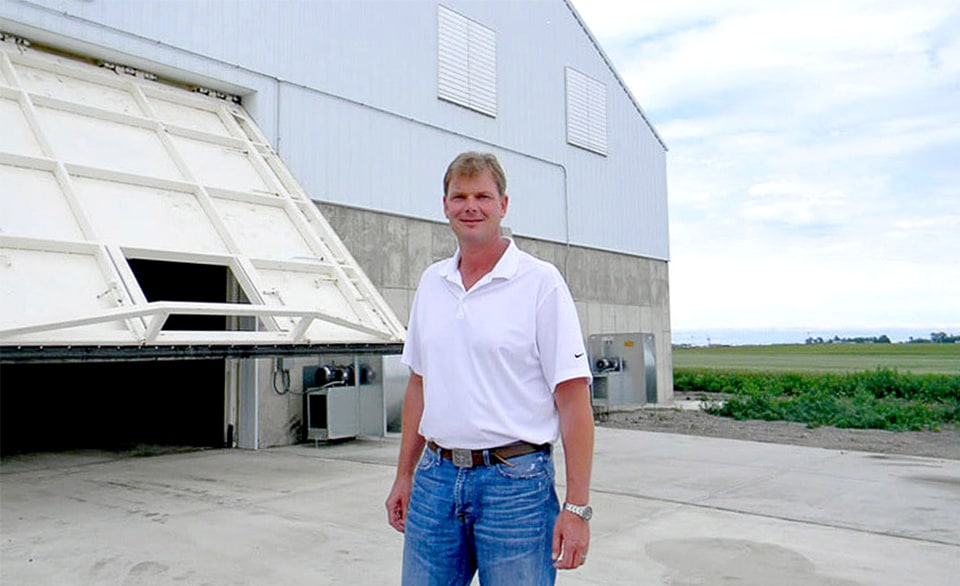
[451,448,473,468]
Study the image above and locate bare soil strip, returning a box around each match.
[598,395,960,461]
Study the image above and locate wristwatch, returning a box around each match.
[563,502,593,521]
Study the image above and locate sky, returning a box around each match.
[569,0,960,342]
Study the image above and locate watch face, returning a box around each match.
[581,505,593,521]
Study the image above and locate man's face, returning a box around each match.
[443,169,508,247]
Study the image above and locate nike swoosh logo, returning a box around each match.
[574,352,584,358]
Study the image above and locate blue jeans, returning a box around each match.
[402,445,559,585]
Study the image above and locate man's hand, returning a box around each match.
[385,373,425,534]
[552,509,590,569]
[552,377,594,570]
[385,476,413,533]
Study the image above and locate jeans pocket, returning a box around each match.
[416,445,441,472]
[495,451,553,480]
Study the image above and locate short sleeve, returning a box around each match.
[400,278,424,375]
[535,275,592,391]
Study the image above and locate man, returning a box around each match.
[385,151,595,585]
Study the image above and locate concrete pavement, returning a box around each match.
[2,427,958,585]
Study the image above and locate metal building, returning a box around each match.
[0,0,671,453]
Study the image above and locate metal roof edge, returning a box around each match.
[562,0,668,152]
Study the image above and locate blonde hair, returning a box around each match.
[443,152,507,198]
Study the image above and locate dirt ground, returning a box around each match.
[597,393,960,461]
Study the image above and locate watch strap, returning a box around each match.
[563,501,592,521]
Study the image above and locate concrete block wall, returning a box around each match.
[316,202,674,404]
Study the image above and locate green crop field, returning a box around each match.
[672,343,960,375]
[672,344,960,431]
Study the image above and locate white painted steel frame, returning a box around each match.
[0,41,405,348]
[0,301,394,345]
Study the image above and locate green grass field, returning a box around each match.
[672,343,960,375]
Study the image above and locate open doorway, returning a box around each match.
[1,360,226,456]
[126,258,259,332]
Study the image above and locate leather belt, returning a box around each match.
[428,440,550,468]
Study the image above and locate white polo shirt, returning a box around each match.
[401,240,591,449]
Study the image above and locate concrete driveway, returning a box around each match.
[2,427,958,585]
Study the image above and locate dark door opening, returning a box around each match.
[1,360,226,456]
[126,258,256,331]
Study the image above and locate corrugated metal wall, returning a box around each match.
[0,0,669,260]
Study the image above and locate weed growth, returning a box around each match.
[675,368,960,432]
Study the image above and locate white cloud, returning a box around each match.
[578,0,960,110]
[741,180,845,225]
[572,0,960,334]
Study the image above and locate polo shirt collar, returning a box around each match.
[439,239,520,285]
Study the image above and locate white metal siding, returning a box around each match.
[0,0,669,260]
[277,83,567,243]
